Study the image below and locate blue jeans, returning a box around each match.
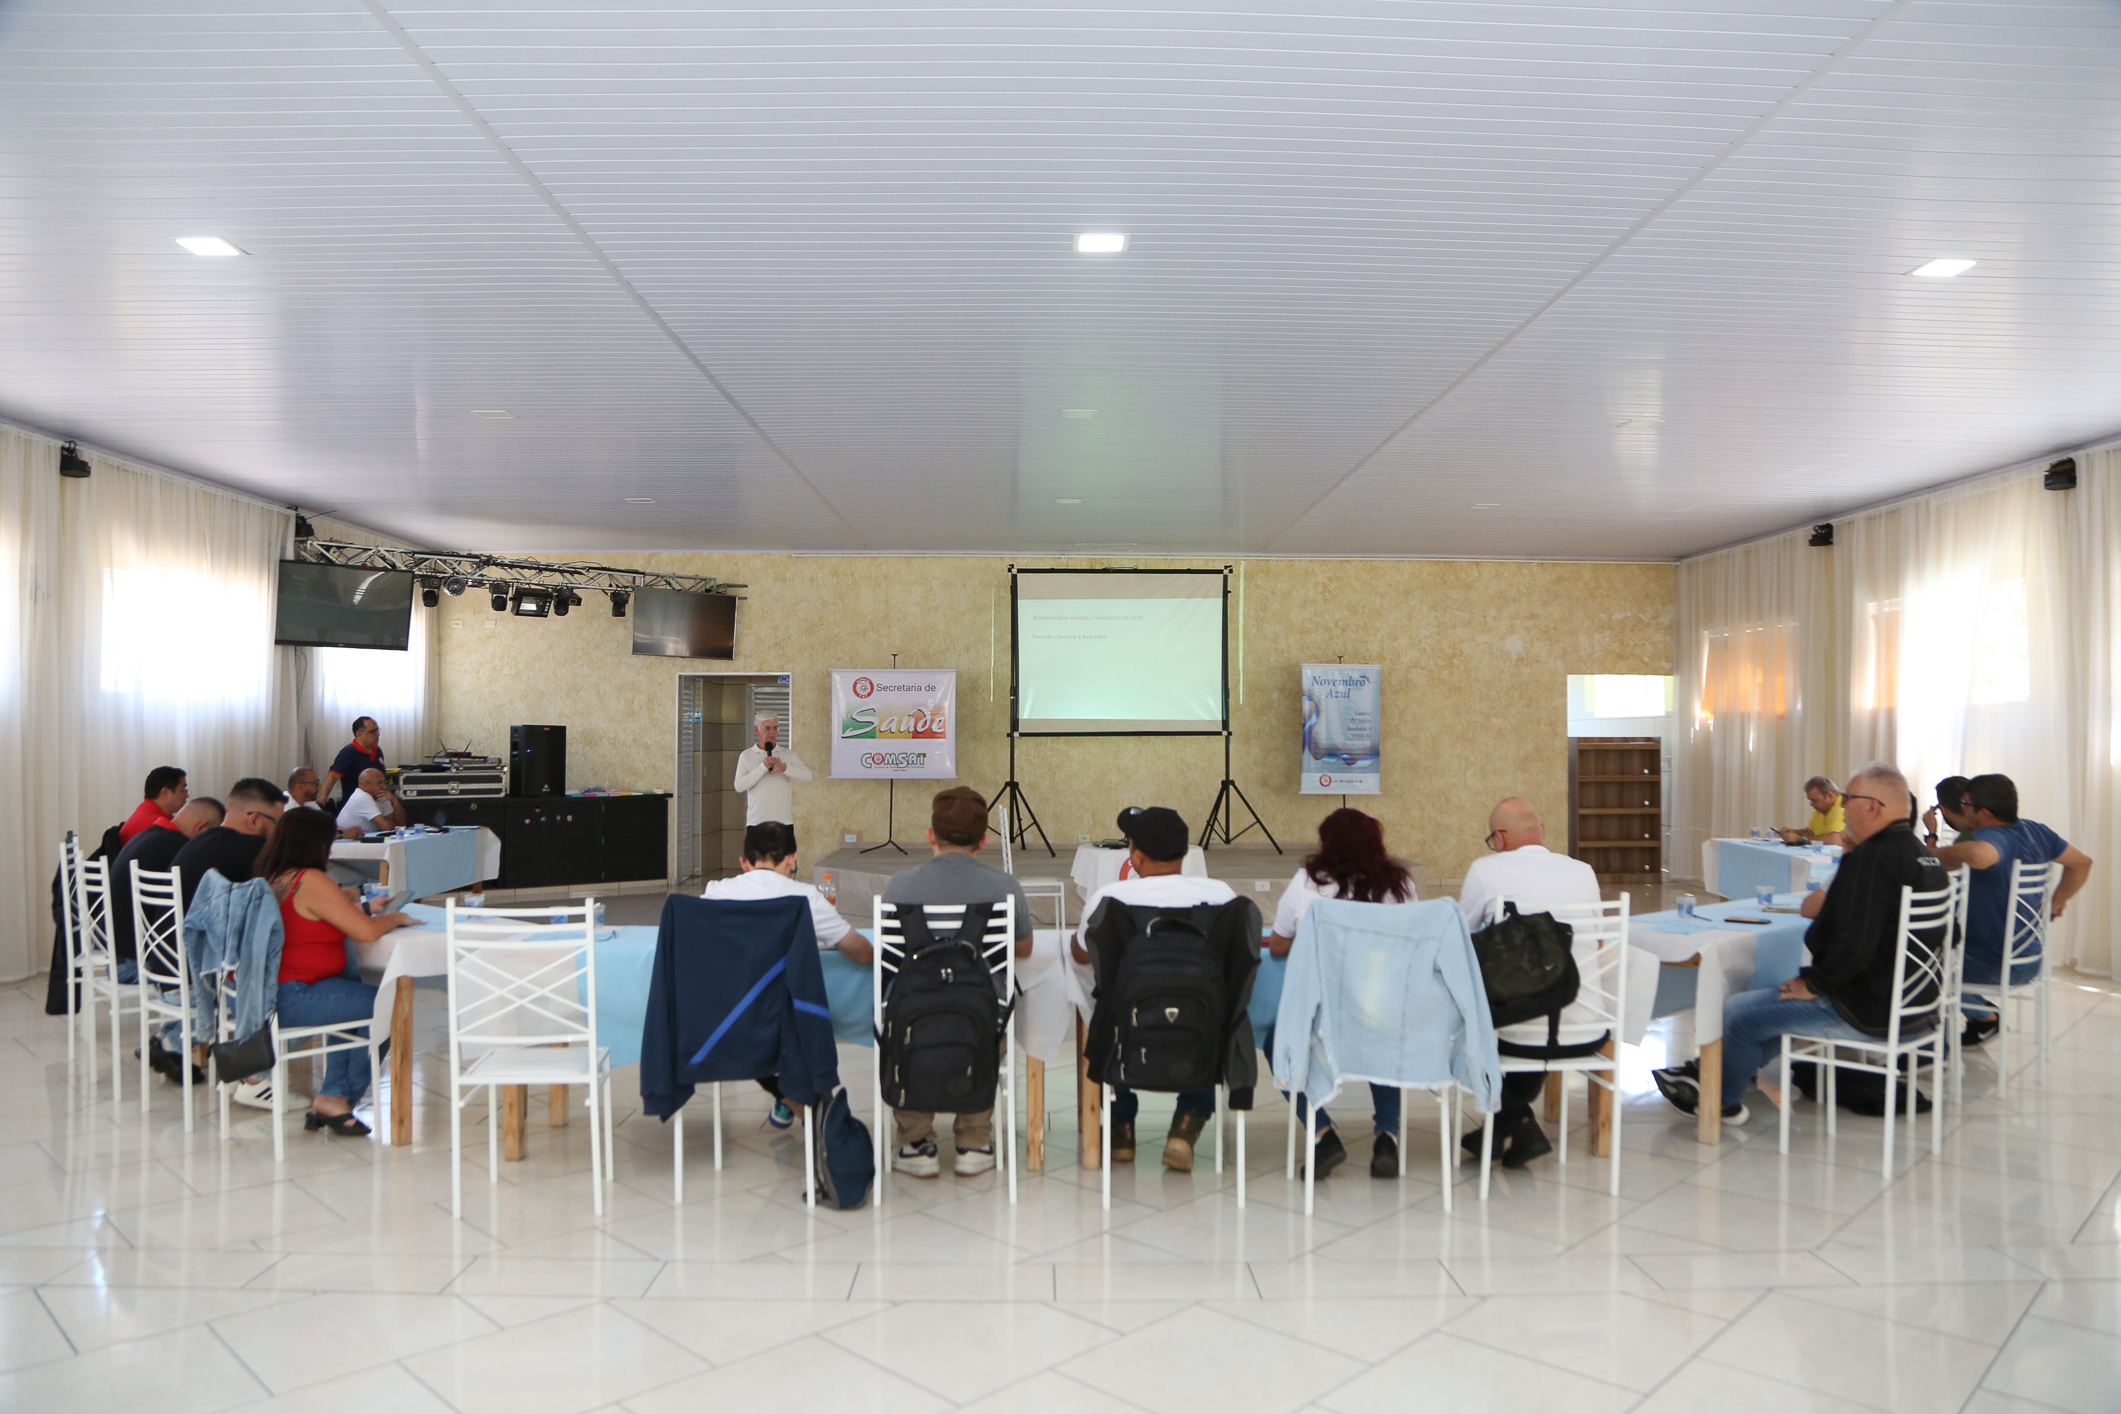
[276,963,378,1103]
[1110,1086,1215,1126]
[1260,1023,1403,1136]
[1720,988,1873,1109]
[1961,953,2041,1019]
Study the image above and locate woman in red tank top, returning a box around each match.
[254,809,413,1136]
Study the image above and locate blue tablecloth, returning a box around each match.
[1713,837,1837,902]
[396,828,480,901]
[1638,899,1811,1017]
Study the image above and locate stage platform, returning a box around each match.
[808,842,1431,929]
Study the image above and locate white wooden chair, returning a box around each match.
[1477,895,1632,1200]
[445,900,612,1215]
[1957,859,2062,1099]
[71,846,140,1113]
[129,862,201,1130]
[1287,1074,1463,1215]
[1941,864,1972,1107]
[1780,880,1952,1178]
[873,896,1017,1204]
[271,978,386,1164]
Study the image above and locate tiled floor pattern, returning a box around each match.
[3,969,2120,1414]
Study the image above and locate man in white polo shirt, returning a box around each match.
[701,820,869,1129]
[1457,796,1602,1168]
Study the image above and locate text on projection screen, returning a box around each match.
[1015,573,1224,734]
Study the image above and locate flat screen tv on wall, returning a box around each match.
[273,562,414,650]
[631,588,736,660]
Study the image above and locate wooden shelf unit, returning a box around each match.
[1568,736,1662,881]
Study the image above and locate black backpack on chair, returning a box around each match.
[1097,905,1228,1091]
[876,902,1007,1113]
[1470,901,1580,1032]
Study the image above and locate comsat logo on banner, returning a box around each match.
[861,752,929,770]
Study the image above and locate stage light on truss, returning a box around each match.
[609,590,630,618]
[511,587,553,618]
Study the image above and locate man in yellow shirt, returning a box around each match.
[1778,776,1847,846]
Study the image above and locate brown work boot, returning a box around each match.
[1110,1121,1135,1163]
[1164,1112,1207,1172]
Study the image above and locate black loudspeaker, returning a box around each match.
[510,724,566,797]
[2045,457,2077,491]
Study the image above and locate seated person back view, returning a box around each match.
[1778,776,1847,846]
[702,821,871,1129]
[156,778,288,1090]
[1265,807,1418,1178]
[1934,772,2093,1044]
[110,797,224,969]
[1072,805,1235,1173]
[881,787,1034,1179]
[1653,761,1948,1124]
[1456,796,1602,1168]
[336,768,405,838]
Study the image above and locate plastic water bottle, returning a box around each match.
[1676,893,1697,919]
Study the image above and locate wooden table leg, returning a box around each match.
[549,1084,568,1128]
[389,976,414,1147]
[1592,1038,1615,1158]
[503,1085,527,1160]
[1697,1039,1723,1145]
[1544,1073,1562,1122]
[1025,1057,1045,1172]
[1076,1016,1101,1171]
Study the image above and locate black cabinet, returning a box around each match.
[402,794,669,891]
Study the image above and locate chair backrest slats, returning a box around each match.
[1887,882,1956,1039]
[445,902,598,1058]
[131,862,187,988]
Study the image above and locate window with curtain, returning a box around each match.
[99,566,274,708]
[306,604,436,770]
[1697,621,1797,726]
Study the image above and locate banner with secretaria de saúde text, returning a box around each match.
[1300,663,1381,794]
[830,669,957,779]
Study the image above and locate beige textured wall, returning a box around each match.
[436,555,1673,886]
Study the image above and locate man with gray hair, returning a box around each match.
[1654,762,1948,1124]
[733,710,811,827]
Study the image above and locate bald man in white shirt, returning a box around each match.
[1457,796,1602,1168]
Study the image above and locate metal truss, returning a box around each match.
[295,540,742,598]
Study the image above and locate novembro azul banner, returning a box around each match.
[1301,664,1381,795]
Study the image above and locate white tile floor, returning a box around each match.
[4,972,2120,1414]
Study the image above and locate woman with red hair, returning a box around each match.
[1264,808,1417,1178]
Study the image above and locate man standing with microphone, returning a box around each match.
[733,711,812,829]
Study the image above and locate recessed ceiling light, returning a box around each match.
[1909,258,1976,278]
[1056,498,1084,504]
[1470,503,1500,510]
[174,236,245,258]
[471,409,515,419]
[1060,409,1098,419]
[624,497,655,504]
[1074,233,1127,254]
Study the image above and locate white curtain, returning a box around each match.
[2057,445,2120,975]
[0,430,65,984]
[1673,530,1835,864]
[0,423,440,983]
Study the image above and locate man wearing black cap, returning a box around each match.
[880,787,1035,1178]
[1072,805,1236,1172]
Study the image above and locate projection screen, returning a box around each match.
[1012,569,1227,735]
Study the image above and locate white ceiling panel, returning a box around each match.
[0,1,2115,556]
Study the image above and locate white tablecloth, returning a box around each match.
[1068,843,1209,903]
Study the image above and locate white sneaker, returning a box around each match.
[231,1077,280,1109]
[893,1141,940,1177]
[953,1145,996,1177]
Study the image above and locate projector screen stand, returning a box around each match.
[990,732,1054,857]
[1201,732,1281,853]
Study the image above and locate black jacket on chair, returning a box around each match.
[638,894,840,1121]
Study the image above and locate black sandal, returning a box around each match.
[304,1110,371,1137]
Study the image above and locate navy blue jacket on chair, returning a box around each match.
[639,894,841,1121]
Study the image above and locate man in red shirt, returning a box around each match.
[119,767,189,845]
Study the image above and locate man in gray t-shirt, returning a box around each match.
[880,787,1034,1179]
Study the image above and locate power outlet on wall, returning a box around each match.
[842,831,860,846]
[1077,833,1092,843]
[1255,879,1273,892]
